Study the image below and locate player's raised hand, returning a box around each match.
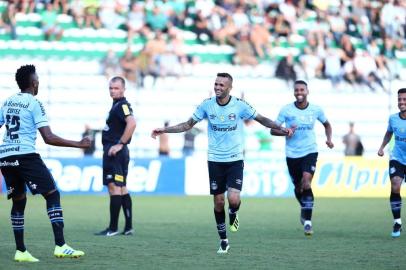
[80,136,92,148]
[326,140,334,149]
[151,128,165,139]
[378,148,384,156]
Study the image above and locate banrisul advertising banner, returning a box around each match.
[40,157,184,195]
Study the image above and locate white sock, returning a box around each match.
[394,218,402,225]
[304,220,312,226]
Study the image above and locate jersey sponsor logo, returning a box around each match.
[0,160,19,167]
[295,125,313,131]
[38,101,46,116]
[7,101,29,109]
[7,108,21,114]
[209,114,216,120]
[228,113,236,121]
[212,124,237,132]
[394,136,406,142]
[0,146,20,154]
[115,174,124,182]
[122,104,130,116]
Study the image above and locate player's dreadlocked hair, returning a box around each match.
[15,64,36,91]
[217,72,233,84]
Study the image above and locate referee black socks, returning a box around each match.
[122,194,132,231]
[109,195,122,231]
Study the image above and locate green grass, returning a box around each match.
[1,196,406,269]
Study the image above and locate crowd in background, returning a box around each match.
[0,0,405,91]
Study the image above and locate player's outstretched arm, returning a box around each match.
[39,126,91,148]
[151,118,197,139]
[323,121,334,148]
[255,114,294,137]
[378,131,393,156]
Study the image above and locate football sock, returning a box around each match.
[109,195,122,231]
[45,191,65,246]
[121,194,132,230]
[294,188,303,206]
[301,188,314,221]
[214,209,227,240]
[11,197,27,252]
[390,192,402,220]
[228,201,240,224]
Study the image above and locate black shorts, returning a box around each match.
[286,152,318,186]
[208,160,244,195]
[389,160,406,181]
[103,146,130,187]
[0,153,57,199]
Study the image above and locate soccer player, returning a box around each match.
[0,64,91,262]
[151,73,294,254]
[378,88,406,238]
[271,80,334,236]
[95,76,136,236]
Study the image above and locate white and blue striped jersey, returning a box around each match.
[192,96,257,162]
[276,102,327,158]
[0,93,48,158]
[387,113,406,165]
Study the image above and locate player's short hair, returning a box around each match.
[15,64,36,91]
[110,76,126,87]
[217,73,233,84]
[294,80,308,87]
[398,88,406,94]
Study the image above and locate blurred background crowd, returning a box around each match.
[0,0,405,92]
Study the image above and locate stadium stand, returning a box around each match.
[0,0,405,158]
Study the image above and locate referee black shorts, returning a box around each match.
[0,153,57,200]
[102,146,130,187]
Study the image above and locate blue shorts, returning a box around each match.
[0,153,57,199]
[103,146,130,187]
[208,160,244,195]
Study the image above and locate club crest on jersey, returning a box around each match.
[228,113,236,121]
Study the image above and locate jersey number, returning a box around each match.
[5,115,20,140]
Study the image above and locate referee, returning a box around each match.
[95,76,136,236]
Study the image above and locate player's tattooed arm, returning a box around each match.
[151,118,197,139]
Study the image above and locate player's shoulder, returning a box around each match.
[389,112,400,120]
[234,96,254,107]
[308,103,323,111]
[280,103,294,111]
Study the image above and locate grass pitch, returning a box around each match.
[0,195,405,270]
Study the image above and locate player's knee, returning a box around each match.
[391,178,402,193]
[12,193,26,201]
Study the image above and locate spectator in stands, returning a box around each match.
[15,0,35,14]
[145,6,169,32]
[101,49,121,79]
[183,127,202,157]
[119,47,137,84]
[159,121,170,156]
[99,0,126,31]
[324,48,343,88]
[233,26,258,66]
[275,53,297,87]
[69,0,85,28]
[83,0,101,29]
[41,3,64,41]
[0,2,17,40]
[126,2,147,44]
[250,22,272,59]
[135,46,159,89]
[343,122,364,156]
[81,124,100,157]
[193,9,214,44]
[353,50,386,92]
